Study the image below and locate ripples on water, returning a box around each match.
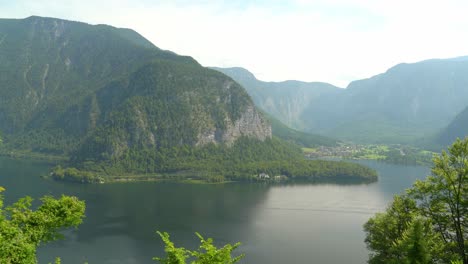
[0,158,429,264]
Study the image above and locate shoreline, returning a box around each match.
[44,172,377,185]
[1,150,378,185]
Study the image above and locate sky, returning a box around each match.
[1,0,468,87]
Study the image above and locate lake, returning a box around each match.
[0,157,430,264]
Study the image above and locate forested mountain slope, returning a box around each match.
[216,58,468,144]
[211,67,341,130]
[304,57,468,143]
[263,112,338,147]
[436,105,468,146]
[0,16,270,156]
[0,17,377,182]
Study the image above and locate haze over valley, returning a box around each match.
[0,3,467,263]
[214,58,468,145]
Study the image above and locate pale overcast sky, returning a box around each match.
[1,0,468,87]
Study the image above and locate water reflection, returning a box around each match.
[0,157,430,264]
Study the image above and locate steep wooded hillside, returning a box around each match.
[436,106,468,146]
[211,67,341,130]
[0,16,270,157]
[304,58,468,143]
[0,16,377,183]
[216,58,468,144]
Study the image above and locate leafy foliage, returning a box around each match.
[408,137,468,263]
[53,137,377,183]
[0,188,85,264]
[364,196,442,263]
[154,231,244,264]
[396,218,432,264]
[364,137,468,263]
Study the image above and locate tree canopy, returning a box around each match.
[0,188,244,264]
[364,137,468,264]
[0,188,86,264]
[154,231,244,264]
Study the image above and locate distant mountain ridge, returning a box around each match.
[308,58,468,143]
[215,57,468,144]
[211,67,341,130]
[436,106,468,146]
[0,16,379,183]
[262,111,339,147]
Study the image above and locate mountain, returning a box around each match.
[211,67,341,130]
[0,17,271,166]
[436,106,468,146]
[217,58,468,144]
[0,16,270,152]
[305,58,468,143]
[0,16,376,183]
[263,112,339,147]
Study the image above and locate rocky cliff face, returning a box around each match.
[0,16,272,160]
[215,59,468,144]
[220,106,272,145]
[197,106,272,146]
[211,67,341,130]
[88,96,272,160]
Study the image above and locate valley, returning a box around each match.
[0,156,430,264]
[303,143,435,166]
[0,16,466,185]
[214,60,468,145]
[0,16,376,185]
[0,11,467,264]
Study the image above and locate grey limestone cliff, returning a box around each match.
[197,105,272,146]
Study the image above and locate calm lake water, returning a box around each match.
[0,157,430,264]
